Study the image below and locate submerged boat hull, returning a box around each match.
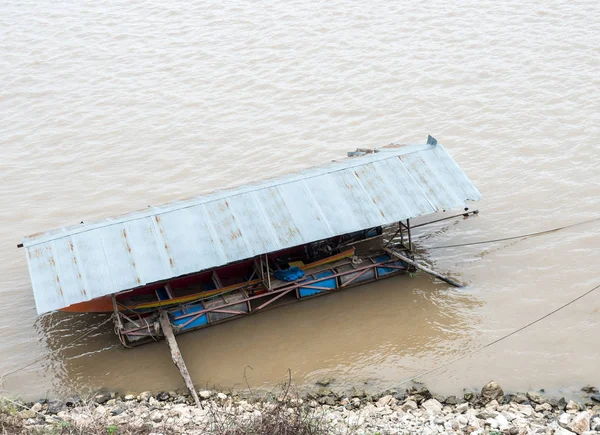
[117,250,409,347]
[60,248,356,314]
[61,296,115,313]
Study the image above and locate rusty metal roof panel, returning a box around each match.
[22,138,480,314]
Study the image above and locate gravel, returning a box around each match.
[4,381,600,434]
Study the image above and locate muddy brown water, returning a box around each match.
[1,0,599,401]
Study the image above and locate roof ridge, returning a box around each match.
[22,143,429,247]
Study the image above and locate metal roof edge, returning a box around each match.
[436,142,482,201]
[22,142,433,248]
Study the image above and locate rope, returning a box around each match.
[397,282,600,386]
[425,216,600,250]
[0,316,113,383]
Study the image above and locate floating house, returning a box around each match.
[20,136,480,348]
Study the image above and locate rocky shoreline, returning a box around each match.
[2,382,600,434]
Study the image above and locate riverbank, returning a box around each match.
[2,381,600,434]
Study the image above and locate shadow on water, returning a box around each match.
[34,273,484,398]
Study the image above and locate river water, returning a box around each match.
[1,0,599,400]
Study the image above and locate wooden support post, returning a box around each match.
[383,247,464,288]
[112,295,123,330]
[407,219,412,252]
[399,221,404,246]
[158,311,201,408]
[257,256,264,282]
[265,254,271,290]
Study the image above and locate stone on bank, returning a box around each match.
[4,381,600,434]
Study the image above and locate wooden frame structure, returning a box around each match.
[110,213,474,348]
[112,235,414,347]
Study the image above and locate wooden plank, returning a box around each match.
[383,248,464,288]
[158,311,201,407]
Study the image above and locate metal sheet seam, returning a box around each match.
[149,217,171,278]
[396,156,439,212]
[250,190,281,253]
[436,144,482,199]
[50,239,64,302]
[198,203,228,267]
[22,145,433,247]
[300,179,334,237]
[98,226,118,299]
[71,236,89,301]
[376,158,420,219]
[349,166,384,221]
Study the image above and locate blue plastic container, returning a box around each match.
[299,270,337,298]
[375,254,406,277]
[171,302,208,331]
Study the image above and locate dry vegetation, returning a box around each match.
[0,400,329,435]
[0,400,159,435]
[1,376,332,435]
[203,379,329,435]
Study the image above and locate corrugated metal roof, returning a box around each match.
[22,138,480,314]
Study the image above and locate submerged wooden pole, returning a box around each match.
[158,311,201,407]
[383,247,464,288]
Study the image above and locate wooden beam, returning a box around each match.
[383,247,464,288]
[266,254,271,290]
[112,295,123,330]
[158,311,201,407]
